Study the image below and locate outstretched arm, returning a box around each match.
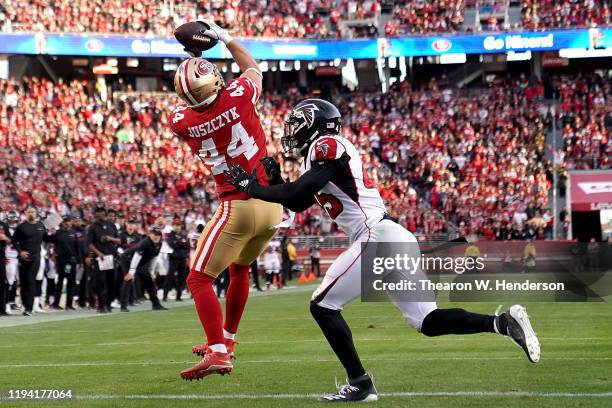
[225,160,340,212]
[250,163,337,212]
[199,21,262,95]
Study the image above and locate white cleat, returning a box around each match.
[506,305,540,363]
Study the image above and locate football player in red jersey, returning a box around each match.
[169,20,283,381]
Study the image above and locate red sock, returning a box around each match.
[224,263,251,335]
[186,270,224,346]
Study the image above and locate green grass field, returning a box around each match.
[0,284,611,407]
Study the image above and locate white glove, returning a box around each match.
[198,20,233,45]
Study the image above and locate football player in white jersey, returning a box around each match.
[4,211,20,313]
[225,99,540,402]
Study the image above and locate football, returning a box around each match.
[174,20,219,57]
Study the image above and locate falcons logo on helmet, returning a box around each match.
[292,103,319,128]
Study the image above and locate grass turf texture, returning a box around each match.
[0,284,610,407]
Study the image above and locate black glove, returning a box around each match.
[260,157,284,185]
[224,164,259,193]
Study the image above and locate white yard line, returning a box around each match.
[1,356,610,368]
[0,337,608,349]
[0,338,393,348]
[1,391,607,401]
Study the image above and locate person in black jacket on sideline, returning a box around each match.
[51,217,80,310]
[87,206,121,313]
[119,217,144,306]
[163,219,190,301]
[119,227,167,312]
[12,207,53,316]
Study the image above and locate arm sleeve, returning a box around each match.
[232,77,259,106]
[129,252,142,272]
[247,160,338,212]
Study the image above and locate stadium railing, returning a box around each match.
[290,234,449,250]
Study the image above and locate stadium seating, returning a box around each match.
[555,73,610,171]
[521,0,611,30]
[2,0,608,38]
[3,73,608,239]
[384,0,465,35]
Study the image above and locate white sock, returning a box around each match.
[34,297,40,307]
[493,317,500,334]
[209,343,228,353]
[223,329,236,340]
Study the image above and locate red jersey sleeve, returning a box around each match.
[310,137,346,163]
[169,104,190,136]
[226,77,260,108]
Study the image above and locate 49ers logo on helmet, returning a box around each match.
[196,60,213,76]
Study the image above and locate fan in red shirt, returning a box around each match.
[169,20,283,381]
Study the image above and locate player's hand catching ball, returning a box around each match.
[225,164,258,193]
[260,157,284,185]
[174,19,230,57]
[198,20,233,45]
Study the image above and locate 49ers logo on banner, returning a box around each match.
[196,61,213,76]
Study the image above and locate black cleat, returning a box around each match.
[499,305,540,363]
[319,378,378,402]
[120,307,130,312]
[152,304,168,311]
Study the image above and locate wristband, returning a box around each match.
[244,67,263,77]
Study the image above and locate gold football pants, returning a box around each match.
[191,199,283,278]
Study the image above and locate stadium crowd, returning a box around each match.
[555,73,611,171]
[1,0,610,38]
[521,0,611,30]
[383,0,465,35]
[0,0,343,38]
[3,72,610,241]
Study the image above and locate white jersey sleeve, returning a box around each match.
[302,136,387,242]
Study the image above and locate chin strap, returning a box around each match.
[299,130,320,156]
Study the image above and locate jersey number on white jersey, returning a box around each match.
[316,193,343,219]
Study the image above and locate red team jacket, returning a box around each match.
[170,76,269,201]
